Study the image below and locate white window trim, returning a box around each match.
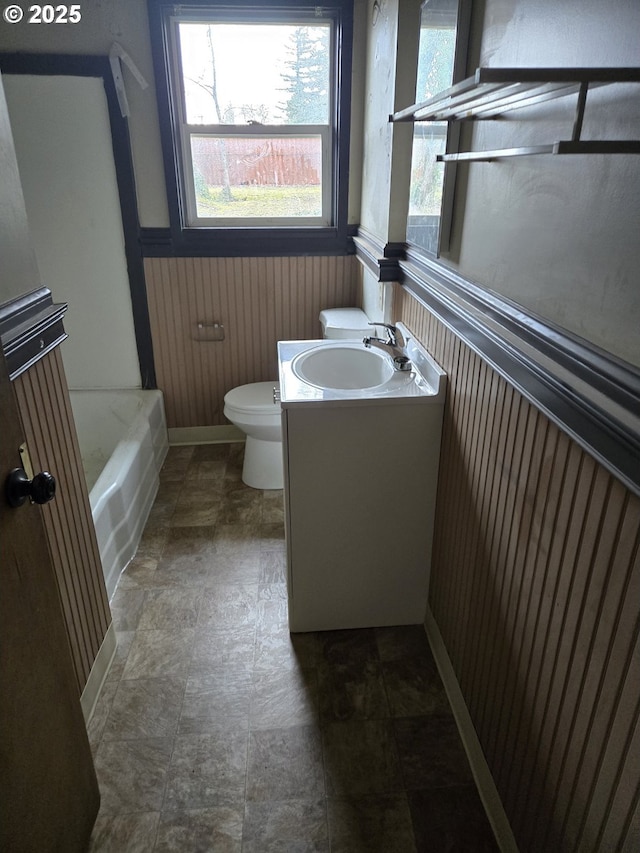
[181,124,332,227]
[167,12,336,230]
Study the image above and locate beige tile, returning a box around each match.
[135,526,170,561]
[163,732,248,811]
[143,502,176,530]
[153,527,219,586]
[243,799,329,853]
[382,655,450,718]
[375,625,432,662]
[258,582,287,602]
[170,502,221,528]
[213,523,261,556]
[318,659,390,722]
[256,592,288,629]
[259,550,287,584]
[103,677,185,740]
[151,480,183,505]
[121,629,195,680]
[246,726,325,802]
[171,480,222,527]
[250,667,320,730]
[94,738,173,815]
[88,812,159,852]
[86,445,495,851]
[87,680,119,755]
[187,459,228,481]
[259,522,286,552]
[327,794,417,853]
[137,588,202,630]
[190,626,256,673]
[322,720,403,796]
[393,714,474,790]
[409,786,499,852]
[105,630,135,682]
[179,669,252,735]
[202,552,261,585]
[160,446,194,482]
[254,620,319,673]
[197,583,259,630]
[217,494,263,525]
[319,629,380,666]
[110,588,146,632]
[192,444,233,463]
[154,807,242,853]
[117,556,162,591]
[262,490,285,523]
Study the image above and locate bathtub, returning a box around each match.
[69,389,168,599]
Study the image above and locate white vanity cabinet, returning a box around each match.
[278,334,446,633]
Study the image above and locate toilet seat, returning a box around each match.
[224,381,279,416]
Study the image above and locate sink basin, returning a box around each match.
[291,344,394,390]
[278,325,447,406]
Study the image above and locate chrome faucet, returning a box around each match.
[363,323,412,371]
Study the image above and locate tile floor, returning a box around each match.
[87,443,498,852]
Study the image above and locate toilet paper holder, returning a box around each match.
[193,321,225,342]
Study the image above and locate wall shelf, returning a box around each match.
[390,67,640,161]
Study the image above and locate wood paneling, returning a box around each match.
[144,255,360,428]
[13,348,110,694]
[396,285,640,853]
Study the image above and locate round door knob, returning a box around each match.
[5,468,56,508]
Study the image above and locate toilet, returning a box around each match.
[223,381,283,490]
[318,307,372,340]
[223,308,373,489]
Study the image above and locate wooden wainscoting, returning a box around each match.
[144,255,361,428]
[396,286,640,853]
[13,347,110,694]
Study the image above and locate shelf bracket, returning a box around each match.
[572,81,589,142]
[393,67,640,161]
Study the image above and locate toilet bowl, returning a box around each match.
[223,382,283,490]
[224,308,373,490]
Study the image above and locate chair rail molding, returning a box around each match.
[352,227,406,282]
[0,288,68,380]
[340,228,640,495]
[398,250,640,497]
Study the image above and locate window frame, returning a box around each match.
[182,126,331,228]
[405,0,472,259]
[148,0,354,256]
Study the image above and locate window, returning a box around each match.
[406,0,470,256]
[149,1,353,254]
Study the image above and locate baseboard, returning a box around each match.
[168,425,245,445]
[80,620,117,725]
[424,607,519,853]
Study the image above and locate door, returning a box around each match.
[0,352,100,851]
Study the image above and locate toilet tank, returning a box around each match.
[319,308,372,339]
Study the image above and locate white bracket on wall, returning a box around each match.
[109,42,149,118]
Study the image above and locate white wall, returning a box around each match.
[2,0,637,366]
[0,75,40,303]
[359,0,421,243]
[0,0,168,227]
[449,0,640,367]
[0,0,368,229]
[4,75,141,389]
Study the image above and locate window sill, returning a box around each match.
[138,225,357,257]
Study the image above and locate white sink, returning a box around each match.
[278,325,446,406]
[291,343,394,390]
